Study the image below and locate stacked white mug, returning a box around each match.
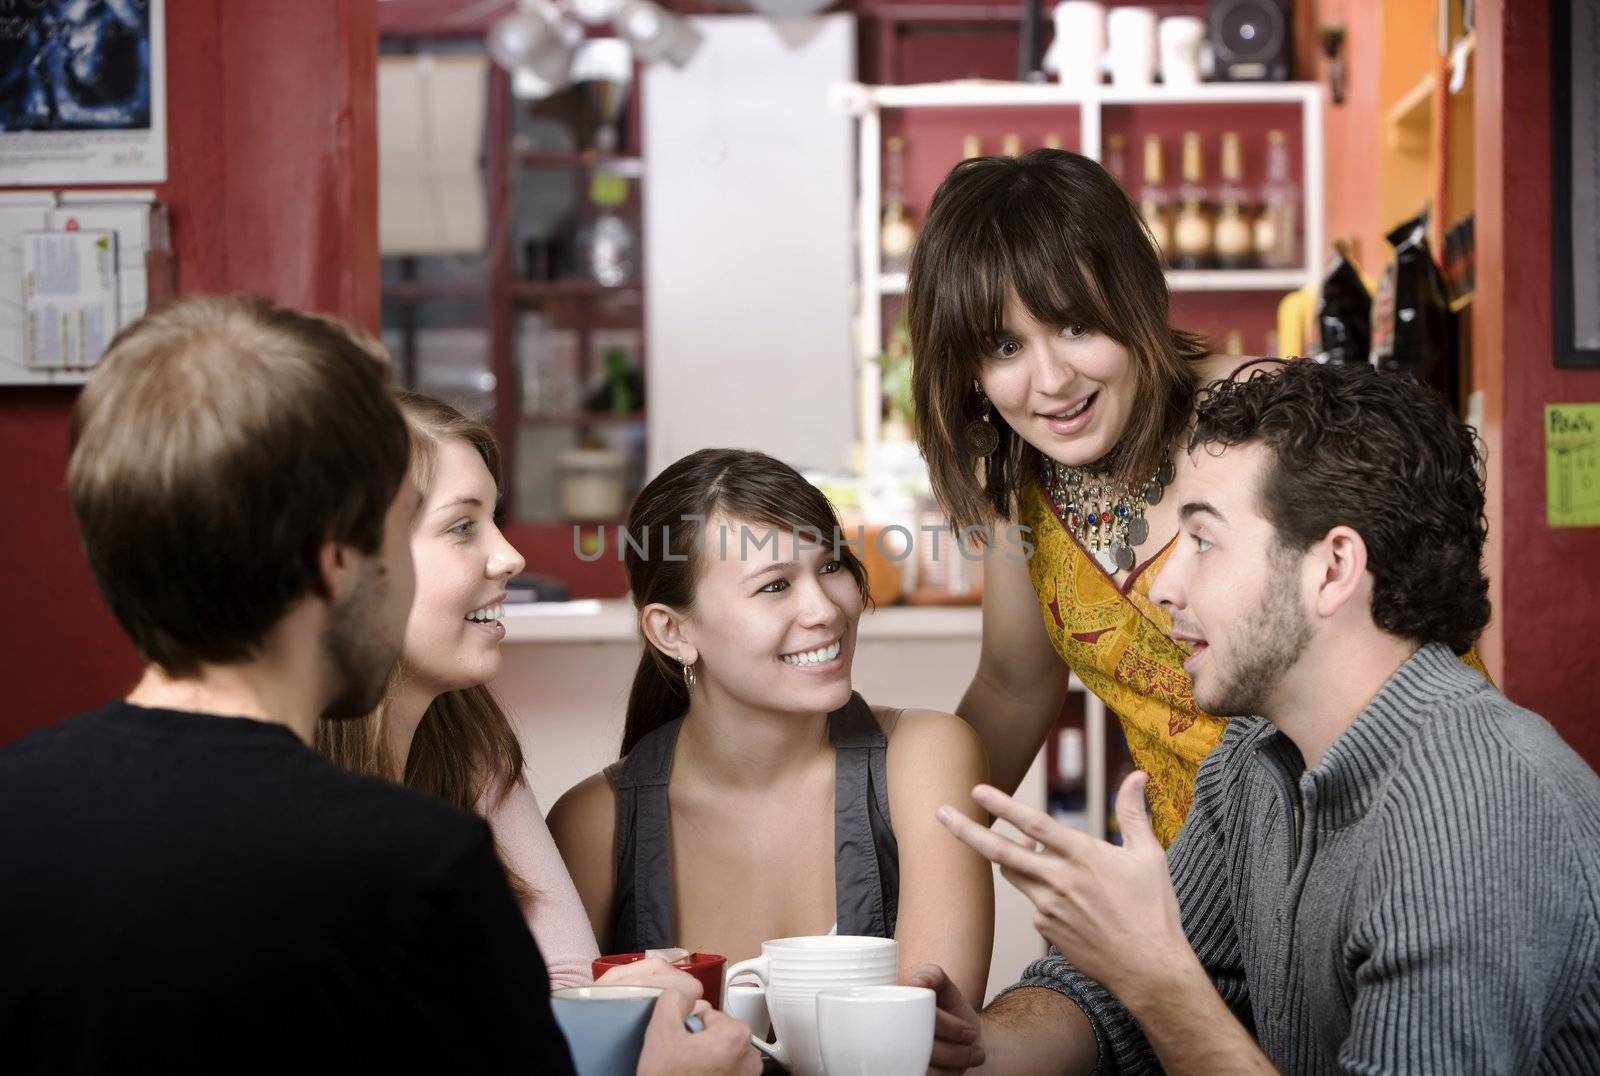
[724,935,898,1076]
[1158,15,1207,86]
[1049,2,1107,90]
[1106,5,1159,87]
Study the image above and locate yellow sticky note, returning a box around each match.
[1546,404,1600,527]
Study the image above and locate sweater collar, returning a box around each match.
[1257,643,1488,829]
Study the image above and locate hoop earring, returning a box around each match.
[964,382,999,457]
[682,662,697,691]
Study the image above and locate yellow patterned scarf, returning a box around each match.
[1018,479,1489,848]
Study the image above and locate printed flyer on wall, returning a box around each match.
[0,0,167,185]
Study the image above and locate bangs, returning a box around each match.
[1004,242,1117,346]
[929,190,1124,372]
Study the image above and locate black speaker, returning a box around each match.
[1209,0,1292,82]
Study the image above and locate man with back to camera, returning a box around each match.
[916,361,1600,1073]
[0,294,757,1075]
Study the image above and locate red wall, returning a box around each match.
[0,1,379,744]
[1483,0,1600,761]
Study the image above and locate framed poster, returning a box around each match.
[0,0,167,185]
[1553,0,1600,368]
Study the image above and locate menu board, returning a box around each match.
[1547,404,1600,527]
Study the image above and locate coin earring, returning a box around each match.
[964,382,1000,457]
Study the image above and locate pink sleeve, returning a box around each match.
[479,778,601,990]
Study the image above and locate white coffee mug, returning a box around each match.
[815,985,936,1076]
[1158,15,1207,86]
[1106,5,1158,87]
[723,936,898,1076]
[1048,1,1106,90]
[723,980,770,1040]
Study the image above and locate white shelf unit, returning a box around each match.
[836,81,1324,842]
[839,79,1325,476]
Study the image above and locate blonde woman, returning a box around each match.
[318,393,693,999]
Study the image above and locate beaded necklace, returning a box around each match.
[1041,456,1174,574]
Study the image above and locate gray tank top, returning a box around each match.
[604,692,900,952]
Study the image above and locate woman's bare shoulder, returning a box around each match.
[881,708,986,764]
[547,770,617,842]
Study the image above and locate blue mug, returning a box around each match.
[551,985,664,1076]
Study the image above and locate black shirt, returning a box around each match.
[0,702,576,1074]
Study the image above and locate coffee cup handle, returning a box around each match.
[723,955,785,1067]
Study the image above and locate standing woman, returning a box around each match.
[907,149,1486,844]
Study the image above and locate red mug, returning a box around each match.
[592,951,727,1010]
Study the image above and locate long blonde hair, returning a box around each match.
[316,392,531,902]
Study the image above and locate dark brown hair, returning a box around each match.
[907,149,1209,531]
[1191,362,1490,655]
[620,449,870,756]
[68,294,409,676]
[316,393,531,901]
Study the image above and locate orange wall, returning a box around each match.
[0,1,379,743]
[1316,0,1385,269]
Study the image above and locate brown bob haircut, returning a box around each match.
[68,294,410,676]
[907,148,1209,532]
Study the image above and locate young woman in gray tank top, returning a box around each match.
[549,449,994,1005]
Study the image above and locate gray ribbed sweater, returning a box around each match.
[1014,643,1600,1073]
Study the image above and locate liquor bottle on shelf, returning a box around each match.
[881,135,917,274]
[1139,135,1171,264]
[1254,130,1299,269]
[1222,329,1245,356]
[1171,131,1215,270]
[1043,131,1063,151]
[962,134,982,160]
[1104,133,1128,190]
[1214,132,1255,270]
[1002,132,1024,158]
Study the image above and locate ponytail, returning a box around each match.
[621,648,690,757]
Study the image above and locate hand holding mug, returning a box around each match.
[637,991,761,1076]
[596,956,704,1005]
[907,964,985,1074]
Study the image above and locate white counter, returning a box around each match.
[501,598,983,644]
